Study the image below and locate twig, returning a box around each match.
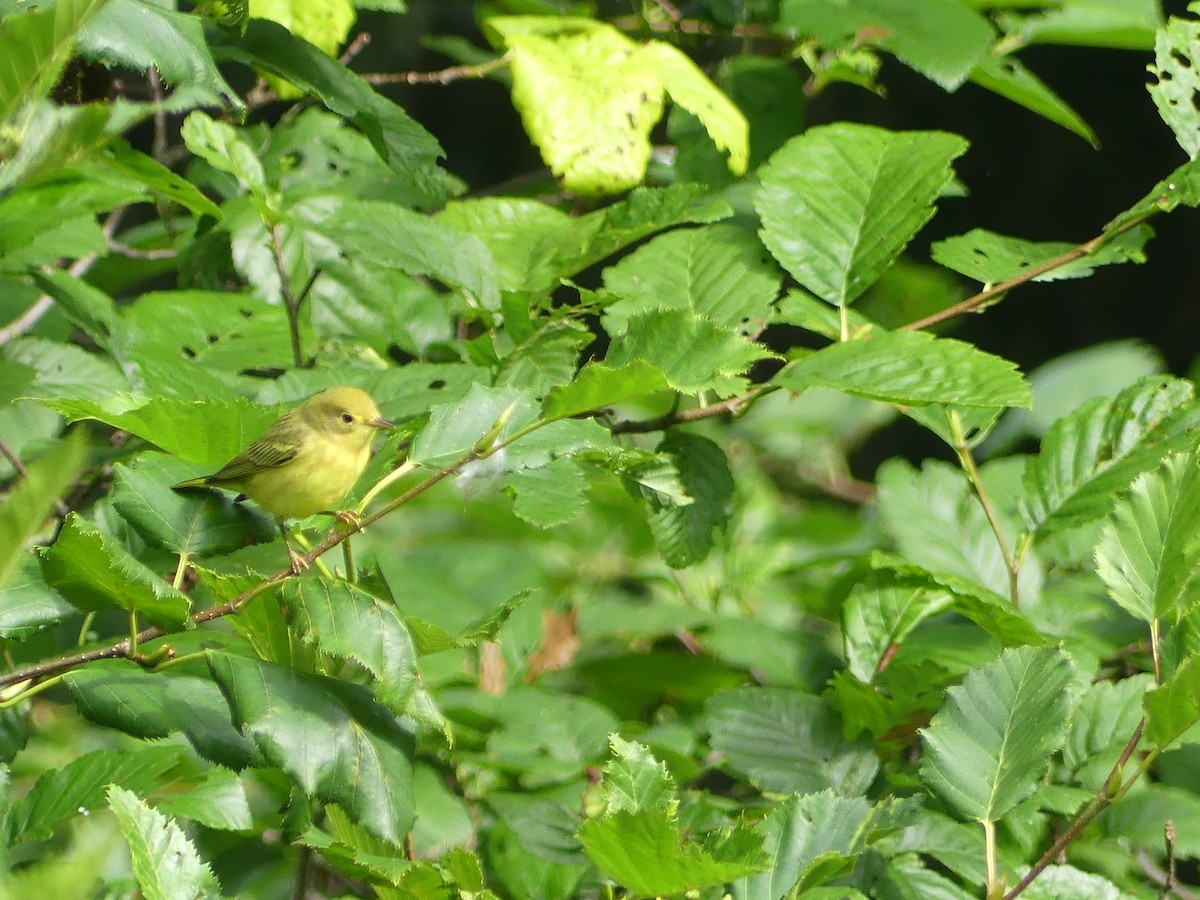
[362,54,511,87]
[269,223,306,368]
[147,67,168,164]
[107,241,177,261]
[1003,720,1145,899]
[901,210,1157,332]
[949,411,1020,606]
[339,32,371,66]
[0,443,487,691]
[611,387,767,434]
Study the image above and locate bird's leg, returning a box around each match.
[279,522,308,574]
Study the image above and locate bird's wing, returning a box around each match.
[206,430,299,484]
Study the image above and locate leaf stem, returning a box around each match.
[611,386,772,434]
[948,411,1020,606]
[983,818,998,897]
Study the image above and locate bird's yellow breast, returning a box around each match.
[237,431,371,521]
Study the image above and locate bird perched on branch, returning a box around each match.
[173,386,392,573]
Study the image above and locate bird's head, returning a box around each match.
[300,387,393,447]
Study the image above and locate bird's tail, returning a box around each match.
[171,476,212,490]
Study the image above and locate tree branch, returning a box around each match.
[611,387,768,434]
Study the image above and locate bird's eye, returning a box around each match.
[340,413,355,424]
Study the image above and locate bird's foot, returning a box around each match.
[288,548,310,575]
[328,508,362,532]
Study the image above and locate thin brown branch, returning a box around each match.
[610,13,770,37]
[362,54,511,87]
[269,223,306,368]
[901,210,1157,332]
[611,388,766,434]
[1004,719,1145,899]
[0,446,482,691]
[107,241,177,261]
[339,31,371,66]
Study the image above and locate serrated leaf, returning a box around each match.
[180,110,266,195]
[410,383,536,468]
[506,457,589,528]
[642,432,733,569]
[1145,653,1200,749]
[578,738,767,894]
[436,197,572,294]
[1062,674,1152,773]
[779,0,993,91]
[600,223,780,334]
[542,361,671,421]
[707,686,878,795]
[920,646,1079,822]
[6,746,182,844]
[44,394,282,468]
[779,330,1031,409]
[207,650,416,842]
[0,429,86,594]
[843,572,955,682]
[596,735,676,815]
[1020,376,1200,536]
[152,765,252,832]
[66,660,264,770]
[108,785,222,900]
[606,307,769,396]
[281,579,418,715]
[404,589,531,655]
[212,19,459,207]
[4,336,129,402]
[112,453,274,557]
[1148,14,1200,158]
[40,514,190,626]
[969,55,1097,146]
[733,791,877,900]
[640,41,748,175]
[1095,453,1200,623]
[756,124,967,307]
[0,558,76,641]
[1018,864,1123,900]
[876,460,1041,603]
[931,225,1150,285]
[77,0,239,110]
[104,139,223,219]
[1006,0,1162,51]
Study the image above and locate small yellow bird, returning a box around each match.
[173,386,393,572]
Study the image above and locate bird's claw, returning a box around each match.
[288,548,310,575]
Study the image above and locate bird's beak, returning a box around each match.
[368,416,395,430]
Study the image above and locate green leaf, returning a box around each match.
[600,223,781,334]
[0,178,140,271]
[920,646,1079,822]
[0,429,86,594]
[179,111,266,196]
[5,746,182,844]
[281,578,418,715]
[578,737,768,894]
[314,197,499,309]
[65,660,264,769]
[77,0,239,109]
[639,41,748,175]
[112,453,274,557]
[4,335,129,402]
[0,0,107,124]
[843,572,955,682]
[40,514,190,626]
[779,0,994,91]
[1018,864,1123,900]
[643,432,734,569]
[707,686,878,795]
[779,330,1031,409]
[756,124,966,307]
[107,785,222,900]
[876,460,1040,602]
[969,55,1097,146]
[1002,0,1162,51]
[0,558,76,641]
[405,589,532,655]
[1095,453,1200,623]
[152,765,252,832]
[1147,14,1200,158]
[1062,675,1151,773]
[733,792,884,899]
[44,394,282,468]
[931,225,1150,285]
[1020,376,1200,536]
[103,138,223,218]
[207,650,416,842]
[506,457,589,528]
[213,19,460,207]
[1145,653,1200,749]
[542,361,671,421]
[606,308,770,396]
[410,383,536,468]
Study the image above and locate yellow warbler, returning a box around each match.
[173,386,392,572]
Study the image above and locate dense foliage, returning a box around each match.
[2,0,1200,897]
